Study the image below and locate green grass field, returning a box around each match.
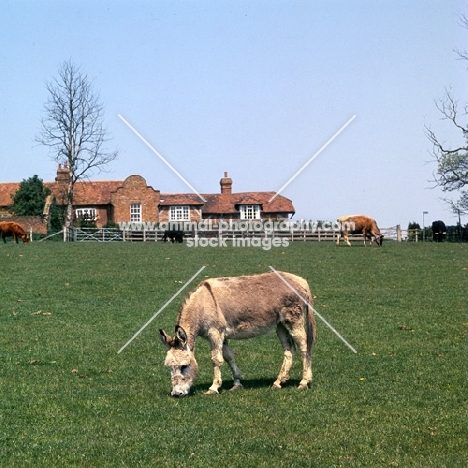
[0,240,466,467]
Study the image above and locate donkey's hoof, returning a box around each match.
[230,384,243,391]
[271,382,282,390]
[204,388,219,395]
[297,382,309,390]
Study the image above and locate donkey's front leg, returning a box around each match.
[205,348,223,394]
[205,332,225,395]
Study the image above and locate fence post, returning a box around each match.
[396,224,401,242]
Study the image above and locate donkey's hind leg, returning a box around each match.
[289,320,312,390]
[272,324,295,389]
[222,340,243,390]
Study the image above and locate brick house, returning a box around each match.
[159,173,295,225]
[0,167,295,230]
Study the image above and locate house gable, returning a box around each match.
[110,175,160,224]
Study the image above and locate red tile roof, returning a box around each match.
[0,183,20,207]
[46,180,124,205]
[0,180,124,208]
[159,193,205,206]
[210,192,294,215]
[161,192,295,215]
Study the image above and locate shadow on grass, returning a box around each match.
[188,378,304,395]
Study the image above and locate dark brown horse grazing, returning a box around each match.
[0,221,29,244]
[162,230,184,243]
[159,271,316,397]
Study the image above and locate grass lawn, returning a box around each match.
[0,240,466,467]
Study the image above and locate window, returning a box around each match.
[76,208,97,221]
[169,206,190,221]
[130,203,141,222]
[240,205,261,220]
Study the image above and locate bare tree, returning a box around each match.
[426,89,468,215]
[455,12,468,62]
[426,89,468,187]
[425,14,468,215]
[36,60,118,229]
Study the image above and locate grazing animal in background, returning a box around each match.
[159,271,316,397]
[0,221,29,244]
[162,230,184,243]
[431,220,447,242]
[336,215,384,246]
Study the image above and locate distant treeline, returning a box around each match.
[442,224,468,242]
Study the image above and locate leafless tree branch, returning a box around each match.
[36,60,118,229]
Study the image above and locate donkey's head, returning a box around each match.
[159,326,198,397]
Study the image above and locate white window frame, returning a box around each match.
[76,208,97,221]
[169,206,190,222]
[130,203,141,222]
[240,205,261,220]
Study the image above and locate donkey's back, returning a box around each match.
[199,271,312,340]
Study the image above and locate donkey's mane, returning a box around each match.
[176,281,207,322]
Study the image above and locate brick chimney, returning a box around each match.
[55,162,71,185]
[220,172,232,194]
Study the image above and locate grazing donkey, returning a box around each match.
[159,271,316,397]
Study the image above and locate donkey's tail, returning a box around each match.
[305,295,316,356]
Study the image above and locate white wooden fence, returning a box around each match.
[63,225,422,243]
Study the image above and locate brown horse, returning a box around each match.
[0,221,29,244]
[159,271,316,397]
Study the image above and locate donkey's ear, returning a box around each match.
[159,329,173,349]
[175,326,188,347]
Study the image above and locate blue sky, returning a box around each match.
[1,0,467,228]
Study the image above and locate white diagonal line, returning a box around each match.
[268,115,356,203]
[118,114,207,202]
[269,266,357,353]
[117,266,206,354]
